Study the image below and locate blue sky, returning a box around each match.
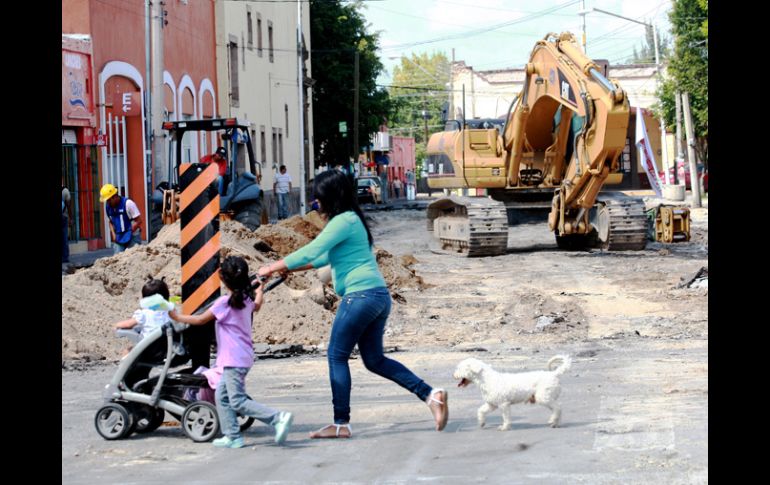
[358,0,673,85]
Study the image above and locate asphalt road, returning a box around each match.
[62,338,707,484]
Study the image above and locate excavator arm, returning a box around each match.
[426,32,647,256]
[503,32,629,238]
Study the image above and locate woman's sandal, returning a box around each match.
[309,423,352,439]
[427,388,449,431]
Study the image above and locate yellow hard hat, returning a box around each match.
[99,184,118,202]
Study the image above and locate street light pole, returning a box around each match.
[296,0,306,213]
[450,48,455,122]
[580,7,671,184]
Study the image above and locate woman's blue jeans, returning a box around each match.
[327,286,433,424]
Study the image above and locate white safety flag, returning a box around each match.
[635,108,663,197]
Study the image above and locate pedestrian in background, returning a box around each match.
[392,178,403,199]
[62,181,71,264]
[274,165,293,220]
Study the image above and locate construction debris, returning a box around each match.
[677,267,708,289]
[62,214,424,363]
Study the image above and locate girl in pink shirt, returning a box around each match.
[170,256,293,448]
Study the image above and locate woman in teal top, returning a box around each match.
[257,170,448,439]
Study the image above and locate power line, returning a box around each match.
[435,0,581,16]
[370,1,569,38]
[590,24,642,46]
[588,1,670,44]
[225,0,385,2]
[380,0,581,51]
[92,0,376,57]
[380,84,515,96]
[388,124,447,131]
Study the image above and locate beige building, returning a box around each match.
[214,0,314,218]
[451,60,661,119]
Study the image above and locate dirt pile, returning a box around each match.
[256,214,426,291]
[62,220,333,362]
[375,248,427,290]
[62,212,423,362]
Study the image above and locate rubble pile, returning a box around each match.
[62,212,423,362]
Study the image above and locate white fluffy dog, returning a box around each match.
[453,355,571,430]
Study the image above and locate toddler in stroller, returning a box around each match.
[114,276,173,357]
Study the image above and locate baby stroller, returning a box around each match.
[94,276,284,442]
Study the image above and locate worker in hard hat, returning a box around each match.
[100,184,143,254]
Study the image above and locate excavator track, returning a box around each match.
[427,197,508,257]
[595,196,649,251]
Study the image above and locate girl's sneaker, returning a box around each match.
[273,411,294,444]
[213,436,245,448]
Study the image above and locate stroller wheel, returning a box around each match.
[238,416,255,432]
[181,401,220,442]
[134,405,166,434]
[95,403,133,440]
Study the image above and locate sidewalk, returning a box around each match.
[63,248,114,275]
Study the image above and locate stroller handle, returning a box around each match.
[252,274,286,293]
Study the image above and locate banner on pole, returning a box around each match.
[635,108,663,197]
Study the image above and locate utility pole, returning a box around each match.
[353,50,360,171]
[650,23,670,184]
[296,0,306,213]
[674,90,683,184]
[469,66,476,118]
[150,0,166,185]
[681,92,701,208]
[449,48,455,121]
[144,0,152,241]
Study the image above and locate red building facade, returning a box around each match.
[62,0,218,251]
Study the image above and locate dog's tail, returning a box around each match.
[547,355,572,376]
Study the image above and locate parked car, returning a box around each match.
[658,161,708,192]
[357,176,382,204]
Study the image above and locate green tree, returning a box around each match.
[653,0,708,167]
[309,0,392,167]
[698,0,708,37]
[387,52,450,177]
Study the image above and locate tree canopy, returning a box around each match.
[387,52,451,176]
[654,0,708,165]
[309,0,392,167]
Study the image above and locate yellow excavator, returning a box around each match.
[426,32,648,256]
